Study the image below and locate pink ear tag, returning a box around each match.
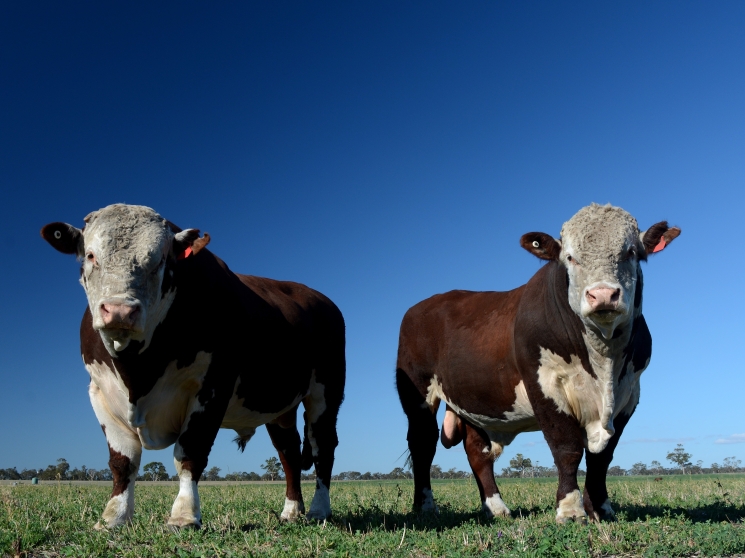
[178,247,193,260]
[652,238,666,253]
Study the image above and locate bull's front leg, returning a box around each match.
[89,382,142,530]
[532,401,588,523]
[583,411,633,521]
[169,381,231,529]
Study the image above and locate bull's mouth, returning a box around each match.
[591,309,620,320]
[98,328,142,352]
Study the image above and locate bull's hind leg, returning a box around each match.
[396,368,439,513]
[267,408,305,521]
[583,411,633,521]
[302,366,345,520]
[463,422,511,518]
[89,382,142,530]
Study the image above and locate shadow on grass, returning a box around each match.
[330,508,485,533]
[617,502,745,523]
[320,500,745,533]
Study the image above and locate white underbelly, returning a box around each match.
[426,376,540,441]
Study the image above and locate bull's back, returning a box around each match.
[235,274,344,339]
[397,287,525,418]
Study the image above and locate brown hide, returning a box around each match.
[397,287,525,419]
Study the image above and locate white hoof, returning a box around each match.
[280,498,305,521]
[556,489,587,524]
[420,488,439,514]
[306,482,332,520]
[482,493,511,518]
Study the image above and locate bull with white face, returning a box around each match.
[396,203,679,523]
[43,204,346,529]
[71,205,198,354]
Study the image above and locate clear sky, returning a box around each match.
[1,2,743,477]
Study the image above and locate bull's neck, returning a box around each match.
[582,325,632,380]
[543,261,633,379]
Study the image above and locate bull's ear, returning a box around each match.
[173,229,211,258]
[640,221,681,255]
[41,222,83,255]
[520,232,561,260]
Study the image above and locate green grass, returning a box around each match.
[2,475,744,557]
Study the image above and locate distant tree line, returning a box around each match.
[2,446,742,482]
[0,458,112,481]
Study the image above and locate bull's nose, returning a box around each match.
[100,303,140,328]
[585,287,620,312]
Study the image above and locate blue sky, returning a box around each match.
[1,2,743,477]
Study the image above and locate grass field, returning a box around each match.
[2,475,744,557]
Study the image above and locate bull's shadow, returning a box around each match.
[614,501,745,524]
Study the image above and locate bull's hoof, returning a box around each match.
[280,498,305,521]
[93,518,130,530]
[167,517,202,531]
[416,488,439,515]
[555,489,587,525]
[588,499,616,522]
[556,514,588,525]
[306,509,332,522]
[482,494,511,519]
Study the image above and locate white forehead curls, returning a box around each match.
[560,203,639,256]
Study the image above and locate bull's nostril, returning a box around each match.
[129,306,141,323]
[611,289,620,302]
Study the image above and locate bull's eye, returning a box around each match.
[85,251,96,265]
[151,255,166,275]
[622,247,637,261]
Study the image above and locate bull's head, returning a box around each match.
[521,203,680,340]
[42,204,206,356]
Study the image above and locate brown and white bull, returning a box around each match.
[42,204,345,529]
[396,203,679,523]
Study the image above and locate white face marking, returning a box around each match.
[482,493,511,518]
[306,481,332,520]
[420,487,438,513]
[560,204,642,340]
[281,498,305,521]
[556,489,586,523]
[76,204,189,357]
[168,467,202,528]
